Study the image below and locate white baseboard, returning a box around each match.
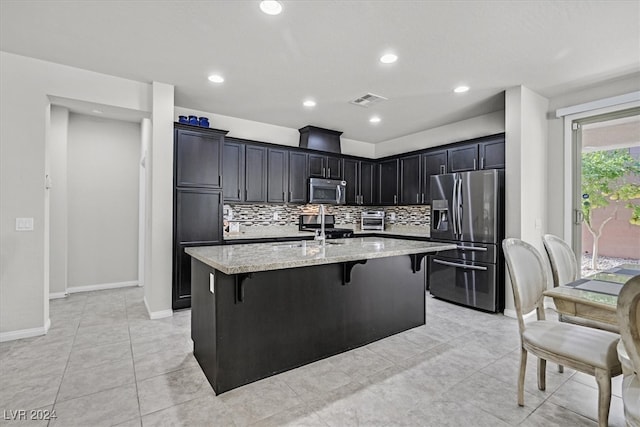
[0,318,51,343]
[144,297,173,320]
[503,308,517,319]
[67,281,138,294]
[49,291,68,300]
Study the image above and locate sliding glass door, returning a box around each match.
[572,107,640,276]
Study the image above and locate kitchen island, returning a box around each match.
[186,237,455,393]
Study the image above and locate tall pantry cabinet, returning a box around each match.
[172,124,228,310]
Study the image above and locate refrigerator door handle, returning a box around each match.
[433,259,488,271]
[456,245,488,252]
[456,175,463,238]
[451,176,458,237]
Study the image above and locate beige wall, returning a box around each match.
[0,52,151,340]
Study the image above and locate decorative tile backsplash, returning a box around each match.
[224,204,430,229]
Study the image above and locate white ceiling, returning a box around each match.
[1,1,639,144]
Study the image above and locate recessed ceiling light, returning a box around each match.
[379,53,398,64]
[260,1,282,15]
[91,109,103,114]
[208,74,224,83]
[303,100,316,107]
[369,116,381,123]
[454,85,469,93]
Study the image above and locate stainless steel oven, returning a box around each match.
[361,210,384,231]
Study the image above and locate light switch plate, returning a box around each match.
[16,218,34,231]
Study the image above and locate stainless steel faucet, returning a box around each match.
[315,204,326,246]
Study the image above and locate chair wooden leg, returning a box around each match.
[538,358,546,391]
[518,348,527,406]
[594,368,611,427]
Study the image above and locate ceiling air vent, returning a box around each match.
[349,93,387,108]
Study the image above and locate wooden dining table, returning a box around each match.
[543,263,640,327]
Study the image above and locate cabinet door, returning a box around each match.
[342,159,359,205]
[175,189,223,243]
[308,154,326,178]
[421,150,447,204]
[222,142,244,202]
[378,159,398,205]
[360,161,377,205]
[267,148,288,203]
[447,144,478,172]
[244,145,267,202]
[399,155,421,205]
[479,139,505,169]
[326,156,342,179]
[175,129,222,188]
[173,188,222,309]
[288,151,308,203]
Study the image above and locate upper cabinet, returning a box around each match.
[309,153,342,179]
[288,151,308,203]
[447,144,479,173]
[378,159,399,206]
[222,141,244,202]
[267,148,288,203]
[421,150,447,204]
[447,135,505,172]
[399,154,421,205]
[479,137,505,169]
[343,159,377,205]
[175,127,223,188]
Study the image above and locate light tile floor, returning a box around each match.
[0,286,626,426]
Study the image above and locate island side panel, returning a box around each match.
[191,258,218,389]
[209,255,426,393]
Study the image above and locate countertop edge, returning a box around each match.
[186,240,455,275]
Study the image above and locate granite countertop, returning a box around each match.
[186,237,454,275]
[223,225,430,241]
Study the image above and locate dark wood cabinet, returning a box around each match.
[360,161,376,205]
[342,159,376,205]
[309,153,342,179]
[173,189,223,310]
[421,150,447,204]
[244,145,267,202]
[267,148,288,203]
[479,138,505,169]
[342,159,359,205]
[378,159,398,205]
[288,151,308,203]
[447,144,479,172]
[173,124,227,310]
[175,128,222,188]
[399,155,421,205]
[222,142,244,202]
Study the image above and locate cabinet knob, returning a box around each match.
[422,193,425,204]
[480,157,484,169]
[416,194,419,203]
[473,159,477,170]
[394,195,397,204]
[440,165,445,174]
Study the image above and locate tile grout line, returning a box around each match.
[125,290,143,425]
[47,294,87,427]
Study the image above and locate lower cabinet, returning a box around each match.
[173,189,222,309]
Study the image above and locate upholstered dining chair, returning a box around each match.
[542,234,619,375]
[616,275,640,427]
[502,238,622,427]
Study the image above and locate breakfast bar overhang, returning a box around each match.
[186,237,455,394]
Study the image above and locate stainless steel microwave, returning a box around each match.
[308,178,346,205]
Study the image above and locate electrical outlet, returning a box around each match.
[345,212,351,219]
[273,212,279,220]
[390,213,396,221]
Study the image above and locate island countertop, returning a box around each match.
[186,237,455,275]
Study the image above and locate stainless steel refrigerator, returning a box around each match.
[428,169,504,312]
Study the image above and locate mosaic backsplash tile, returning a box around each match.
[224,204,431,229]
